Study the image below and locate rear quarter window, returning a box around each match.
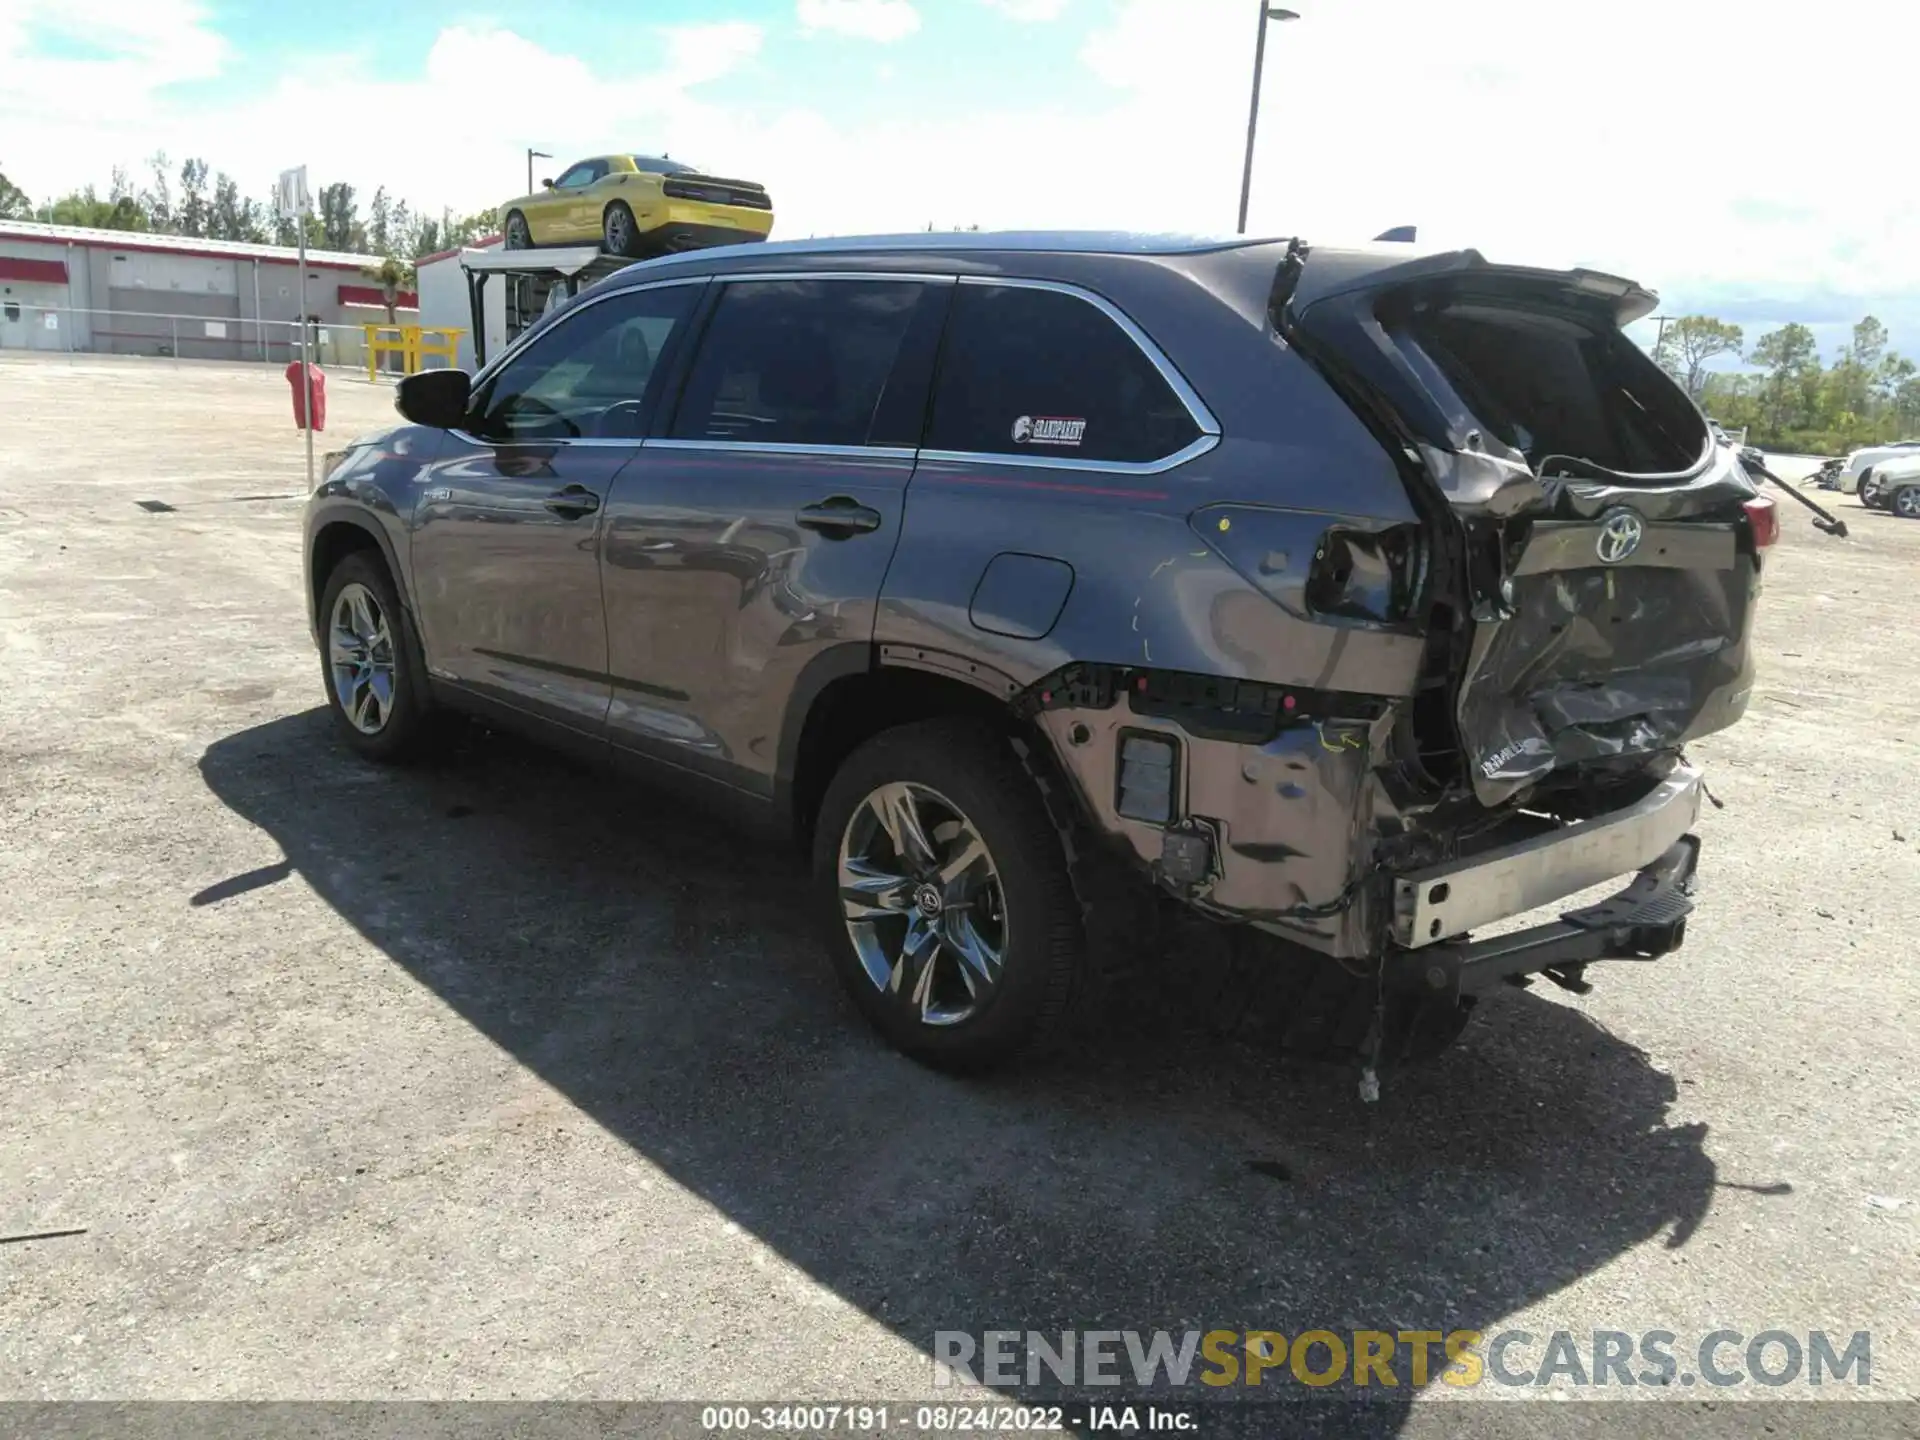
[926,284,1202,465]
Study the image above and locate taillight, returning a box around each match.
[1744,495,1779,549]
[1190,505,1422,624]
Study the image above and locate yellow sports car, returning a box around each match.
[497,154,774,258]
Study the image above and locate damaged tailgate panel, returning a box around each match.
[1288,248,1766,808]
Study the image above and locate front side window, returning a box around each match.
[669,279,929,448]
[469,284,700,443]
[925,284,1203,465]
[553,162,597,189]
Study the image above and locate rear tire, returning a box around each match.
[317,552,433,764]
[812,720,1084,1072]
[603,202,641,258]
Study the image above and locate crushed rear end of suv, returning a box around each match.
[303,231,1772,1077]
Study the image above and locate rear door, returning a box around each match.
[409,278,705,734]
[1289,261,1766,806]
[596,274,950,791]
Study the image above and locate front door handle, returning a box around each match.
[796,496,882,537]
[544,484,600,519]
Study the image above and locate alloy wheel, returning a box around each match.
[506,214,530,250]
[1897,487,1920,519]
[837,781,1008,1028]
[328,582,397,735]
[606,207,632,254]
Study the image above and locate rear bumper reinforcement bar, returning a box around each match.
[1390,765,1703,949]
[1386,834,1701,999]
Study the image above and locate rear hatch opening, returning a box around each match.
[1285,251,1765,815]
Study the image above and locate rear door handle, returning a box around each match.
[796,496,882,537]
[544,484,600,519]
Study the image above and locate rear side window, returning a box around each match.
[926,284,1202,465]
[670,279,931,448]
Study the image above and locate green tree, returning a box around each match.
[0,166,35,219]
[1896,376,1920,430]
[367,186,392,257]
[210,172,242,241]
[1653,316,1744,398]
[1874,353,1915,409]
[1751,323,1819,431]
[362,254,416,326]
[141,151,174,231]
[318,182,363,252]
[38,187,148,230]
[177,157,210,237]
[1849,316,1888,371]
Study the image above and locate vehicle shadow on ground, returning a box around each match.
[200,709,1735,1426]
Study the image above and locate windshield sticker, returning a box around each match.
[1012,415,1086,448]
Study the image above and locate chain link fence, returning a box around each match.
[0,305,382,370]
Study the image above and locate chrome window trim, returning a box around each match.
[645,439,919,461]
[919,433,1220,478]
[711,271,960,286]
[446,431,644,450]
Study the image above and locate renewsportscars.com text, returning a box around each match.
[933,1329,1871,1390]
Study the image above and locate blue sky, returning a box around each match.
[5,0,1916,364]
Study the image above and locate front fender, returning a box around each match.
[302,425,445,643]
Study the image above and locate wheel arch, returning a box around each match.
[777,646,1055,849]
[307,510,411,646]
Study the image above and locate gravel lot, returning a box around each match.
[2,354,1916,1429]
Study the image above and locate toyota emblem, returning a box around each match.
[1595,507,1645,565]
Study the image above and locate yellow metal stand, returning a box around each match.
[364,324,469,380]
[363,324,409,381]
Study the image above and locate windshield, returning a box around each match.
[631,155,696,175]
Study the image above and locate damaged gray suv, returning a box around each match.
[303,232,1774,1072]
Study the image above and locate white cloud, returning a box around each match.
[796,0,921,44]
[977,0,1070,18]
[5,0,1917,343]
[0,0,227,124]
[0,16,767,220]
[665,21,765,87]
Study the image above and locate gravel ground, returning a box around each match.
[1,354,1915,1432]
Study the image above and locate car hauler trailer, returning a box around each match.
[459,245,638,367]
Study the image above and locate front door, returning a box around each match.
[409,277,706,735]
[598,275,950,792]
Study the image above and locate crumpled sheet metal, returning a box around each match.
[1459,562,1754,807]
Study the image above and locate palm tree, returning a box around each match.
[362,254,415,327]
[361,255,416,373]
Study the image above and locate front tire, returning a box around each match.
[812,721,1084,1072]
[504,211,532,250]
[1894,486,1920,520]
[318,553,432,763]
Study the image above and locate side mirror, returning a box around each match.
[542,177,555,189]
[395,369,472,429]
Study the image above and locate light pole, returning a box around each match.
[1236,4,1300,235]
[526,149,552,195]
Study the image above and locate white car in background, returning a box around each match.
[1868,452,1920,518]
[1840,439,1920,501]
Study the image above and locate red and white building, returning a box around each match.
[0,219,420,363]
